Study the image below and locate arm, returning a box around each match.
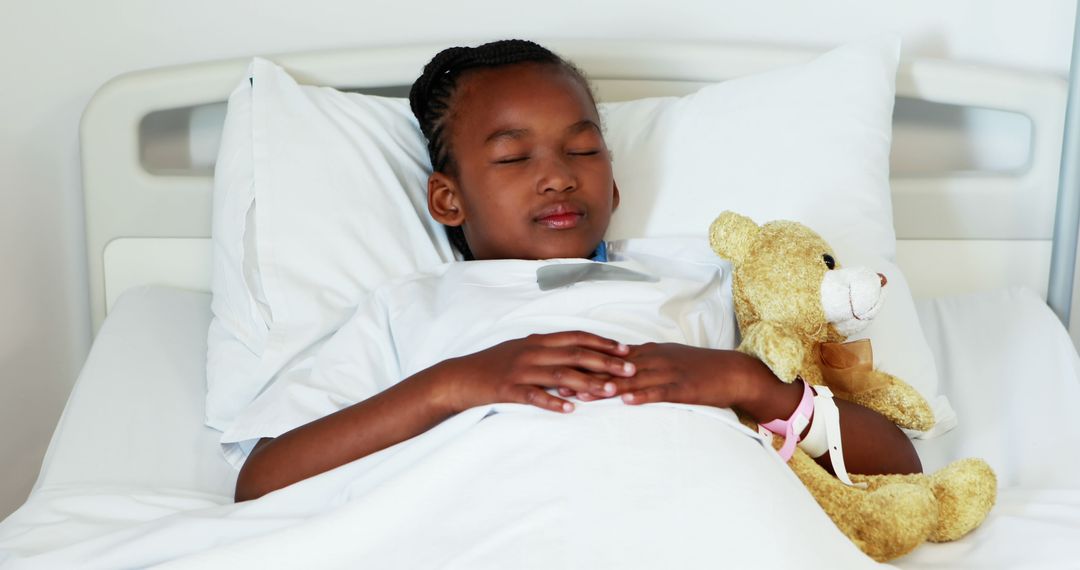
[614,345,922,476]
[235,331,635,502]
[235,365,454,502]
[733,355,922,476]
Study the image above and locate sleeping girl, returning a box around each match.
[225,39,920,517]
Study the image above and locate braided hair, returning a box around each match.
[408,39,596,260]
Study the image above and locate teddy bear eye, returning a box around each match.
[822,254,836,270]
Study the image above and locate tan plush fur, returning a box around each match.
[710,211,996,562]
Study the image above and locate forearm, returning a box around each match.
[734,357,922,476]
[234,366,455,502]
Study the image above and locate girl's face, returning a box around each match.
[427,63,619,260]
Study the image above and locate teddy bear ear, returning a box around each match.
[709,211,761,265]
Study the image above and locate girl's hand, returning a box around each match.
[438,331,636,414]
[610,343,760,409]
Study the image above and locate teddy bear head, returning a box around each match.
[709,211,887,341]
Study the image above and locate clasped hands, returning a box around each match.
[440,330,761,415]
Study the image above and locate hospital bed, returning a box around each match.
[1,39,1079,568]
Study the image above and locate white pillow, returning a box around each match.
[206,58,453,431]
[207,70,266,430]
[601,37,950,434]
[209,38,951,435]
[603,38,898,258]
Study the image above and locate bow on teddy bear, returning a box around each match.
[709,211,996,562]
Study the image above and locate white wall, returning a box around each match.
[0,0,1074,519]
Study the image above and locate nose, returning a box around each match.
[878,273,888,287]
[537,153,576,194]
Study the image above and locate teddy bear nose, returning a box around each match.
[878,273,888,287]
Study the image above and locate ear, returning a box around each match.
[709,211,760,265]
[428,172,465,227]
[611,180,621,211]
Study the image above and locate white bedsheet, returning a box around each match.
[0,287,234,561]
[897,287,1080,569]
[1,285,1078,569]
[27,286,235,496]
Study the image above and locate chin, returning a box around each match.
[540,244,597,260]
[494,233,601,261]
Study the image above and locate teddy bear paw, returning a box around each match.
[850,378,935,432]
[927,458,997,542]
[847,483,938,562]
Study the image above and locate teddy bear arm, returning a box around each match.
[738,321,806,383]
[848,370,935,432]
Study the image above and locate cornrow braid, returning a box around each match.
[409,39,596,260]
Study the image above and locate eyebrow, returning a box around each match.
[484,128,530,145]
[566,119,601,136]
[483,119,601,145]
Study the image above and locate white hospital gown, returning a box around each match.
[221,239,736,467]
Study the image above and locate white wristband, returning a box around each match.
[796,388,828,458]
[801,385,867,489]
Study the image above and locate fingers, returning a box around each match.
[514,386,576,413]
[532,346,636,379]
[530,331,630,357]
[623,341,658,358]
[525,366,617,397]
[621,383,677,405]
[499,333,638,407]
[557,387,616,402]
[548,379,682,407]
[612,368,692,405]
[530,382,681,409]
[608,367,668,394]
[554,387,610,400]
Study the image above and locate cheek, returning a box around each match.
[467,163,534,197]
[580,159,614,189]
[466,191,524,231]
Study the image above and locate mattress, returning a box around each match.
[0,287,234,562]
[1,285,1078,568]
[29,286,234,497]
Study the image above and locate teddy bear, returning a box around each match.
[708,210,996,562]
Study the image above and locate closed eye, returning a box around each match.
[493,156,529,164]
[568,149,600,156]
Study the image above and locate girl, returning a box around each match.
[231,40,920,503]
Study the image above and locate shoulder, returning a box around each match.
[366,261,456,306]
[607,237,730,282]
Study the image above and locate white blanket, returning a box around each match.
[6,286,1080,568]
[2,400,880,569]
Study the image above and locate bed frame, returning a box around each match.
[80,41,1070,342]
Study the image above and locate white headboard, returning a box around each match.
[81,41,1068,337]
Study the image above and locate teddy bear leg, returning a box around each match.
[789,451,938,562]
[846,370,935,432]
[926,458,998,542]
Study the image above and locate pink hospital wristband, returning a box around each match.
[759,379,814,462]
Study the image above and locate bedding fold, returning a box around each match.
[1,401,880,569]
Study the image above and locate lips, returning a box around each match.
[533,202,585,229]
